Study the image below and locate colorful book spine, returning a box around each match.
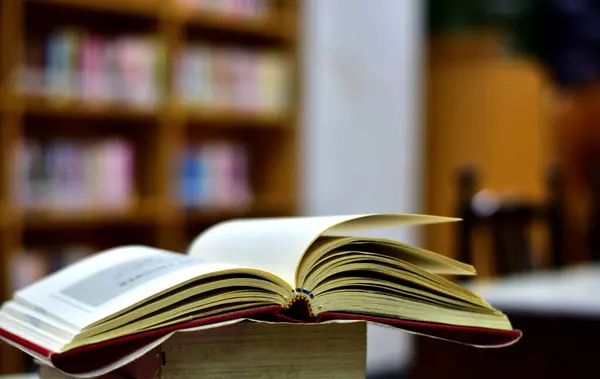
[179,141,251,209]
[15,139,135,211]
[97,139,134,209]
[22,28,163,109]
[176,44,290,115]
[180,147,199,208]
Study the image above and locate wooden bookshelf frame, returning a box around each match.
[0,0,300,373]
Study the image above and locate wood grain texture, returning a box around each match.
[161,322,367,379]
[33,323,366,379]
[0,0,25,373]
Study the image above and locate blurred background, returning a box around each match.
[1,0,599,378]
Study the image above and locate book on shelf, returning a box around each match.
[21,28,164,109]
[20,26,290,114]
[0,214,522,376]
[14,138,135,212]
[179,141,251,209]
[175,44,289,115]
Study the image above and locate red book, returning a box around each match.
[0,214,521,376]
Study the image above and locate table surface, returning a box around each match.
[469,263,600,317]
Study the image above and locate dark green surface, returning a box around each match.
[427,0,545,57]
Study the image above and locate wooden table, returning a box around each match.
[410,265,600,379]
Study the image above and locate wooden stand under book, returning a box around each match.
[38,322,367,379]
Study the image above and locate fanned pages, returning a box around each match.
[0,214,521,377]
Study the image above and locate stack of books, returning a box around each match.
[14,138,135,212]
[175,45,289,115]
[179,141,251,210]
[21,28,164,109]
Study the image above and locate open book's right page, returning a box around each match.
[186,214,457,287]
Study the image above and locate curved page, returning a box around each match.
[10,246,239,332]
[187,214,457,286]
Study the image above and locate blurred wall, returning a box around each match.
[424,34,555,273]
[301,0,425,375]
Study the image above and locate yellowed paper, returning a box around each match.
[187,214,458,286]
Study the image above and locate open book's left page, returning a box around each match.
[3,246,238,331]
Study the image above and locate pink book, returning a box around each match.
[100,139,133,209]
[231,143,251,207]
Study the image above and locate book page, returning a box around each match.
[12,245,239,330]
[187,214,457,286]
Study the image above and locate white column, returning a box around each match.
[301,0,426,374]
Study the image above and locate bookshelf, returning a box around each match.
[0,0,300,373]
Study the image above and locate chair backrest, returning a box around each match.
[455,165,565,277]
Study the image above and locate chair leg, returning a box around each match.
[588,164,600,261]
[456,166,478,267]
[547,164,565,268]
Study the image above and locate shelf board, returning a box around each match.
[184,208,250,224]
[176,8,293,42]
[26,0,161,18]
[0,206,13,230]
[184,197,293,223]
[185,108,289,129]
[26,1,292,41]
[20,97,160,121]
[22,206,158,229]
[15,97,287,126]
[0,88,5,110]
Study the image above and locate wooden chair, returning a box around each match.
[455,165,565,276]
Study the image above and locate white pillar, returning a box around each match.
[301,0,426,375]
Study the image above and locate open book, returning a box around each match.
[0,214,521,376]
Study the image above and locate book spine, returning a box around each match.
[178,141,251,210]
[232,143,251,207]
[79,34,92,103]
[93,140,109,207]
[66,29,80,102]
[200,46,213,108]
[71,142,86,209]
[176,43,289,115]
[103,139,134,208]
[181,147,197,208]
[44,31,59,98]
[51,140,69,209]
[98,38,111,104]
[196,145,210,207]
[15,138,135,212]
